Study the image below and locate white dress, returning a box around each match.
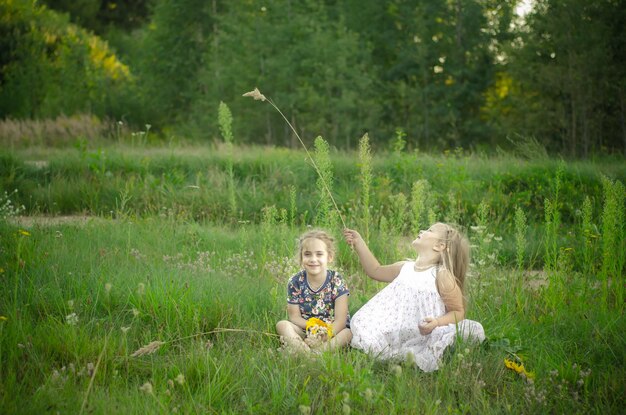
[350,262,485,372]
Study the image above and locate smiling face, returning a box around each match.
[411,223,448,254]
[300,237,333,279]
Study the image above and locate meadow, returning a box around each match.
[0,140,624,414]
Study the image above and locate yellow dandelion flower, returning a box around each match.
[305,317,334,339]
[18,230,30,236]
[504,358,535,380]
[0,316,7,322]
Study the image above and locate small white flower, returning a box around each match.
[132,308,140,317]
[66,313,79,326]
[121,326,131,334]
[139,381,153,394]
[175,374,185,385]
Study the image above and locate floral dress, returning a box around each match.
[287,269,350,327]
[350,262,484,372]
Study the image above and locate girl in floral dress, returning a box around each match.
[343,223,484,371]
[276,230,352,353]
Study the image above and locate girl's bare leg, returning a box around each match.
[276,320,309,353]
[311,328,353,353]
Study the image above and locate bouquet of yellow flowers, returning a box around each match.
[305,317,334,348]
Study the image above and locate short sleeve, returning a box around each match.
[286,273,302,304]
[331,272,349,300]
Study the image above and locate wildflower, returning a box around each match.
[66,313,79,325]
[305,317,334,339]
[18,229,30,236]
[504,358,535,380]
[139,381,153,394]
[131,340,165,357]
[87,362,95,376]
[242,88,267,102]
[132,308,140,317]
[0,316,7,322]
[121,326,130,334]
[175,374,185,385]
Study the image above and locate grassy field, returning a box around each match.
[0,143,624,414]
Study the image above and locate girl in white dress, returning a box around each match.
[343,223,485,372]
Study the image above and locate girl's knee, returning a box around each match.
[276,320,291,334]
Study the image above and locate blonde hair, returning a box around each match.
[432,222,470,292]
[296,229,336,264]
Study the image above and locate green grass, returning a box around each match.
[0,144,624,413]
[0,217,624,414]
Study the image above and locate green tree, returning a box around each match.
[194,0,380,147]
[489,0,626,156]
[137,0,213,126]
[0,0,131,118]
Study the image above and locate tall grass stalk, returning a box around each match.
[600,177,625,306]
[580,196,596,277]
[243,88,346,228]
[544,162,564,272]
[218,101,237,221]
[358,134,372,241]
[261,205,278,260]
[514,206,527,271]
[313,136,337,230]
[410,179,429,236]
[289,185,297,227]
[445,190,459,225]
[388,192,408,237]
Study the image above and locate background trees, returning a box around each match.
[0,0,624,156]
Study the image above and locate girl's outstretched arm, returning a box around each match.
[343,228,404,283]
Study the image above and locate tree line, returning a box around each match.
[1,0,624,156]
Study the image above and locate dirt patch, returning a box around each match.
[24,160,50,169]
[9,215,104,227]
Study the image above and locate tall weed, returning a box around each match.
[358,134,373,240]
[313,137,337,230]
[218,101,237,221]
[600,177,625,306]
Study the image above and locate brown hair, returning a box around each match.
[296,229,336,264]
[432,222,470,292]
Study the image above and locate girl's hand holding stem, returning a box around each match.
[418,317,439,335]
[343,228,364,248]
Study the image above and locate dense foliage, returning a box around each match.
[0,0,625,155]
